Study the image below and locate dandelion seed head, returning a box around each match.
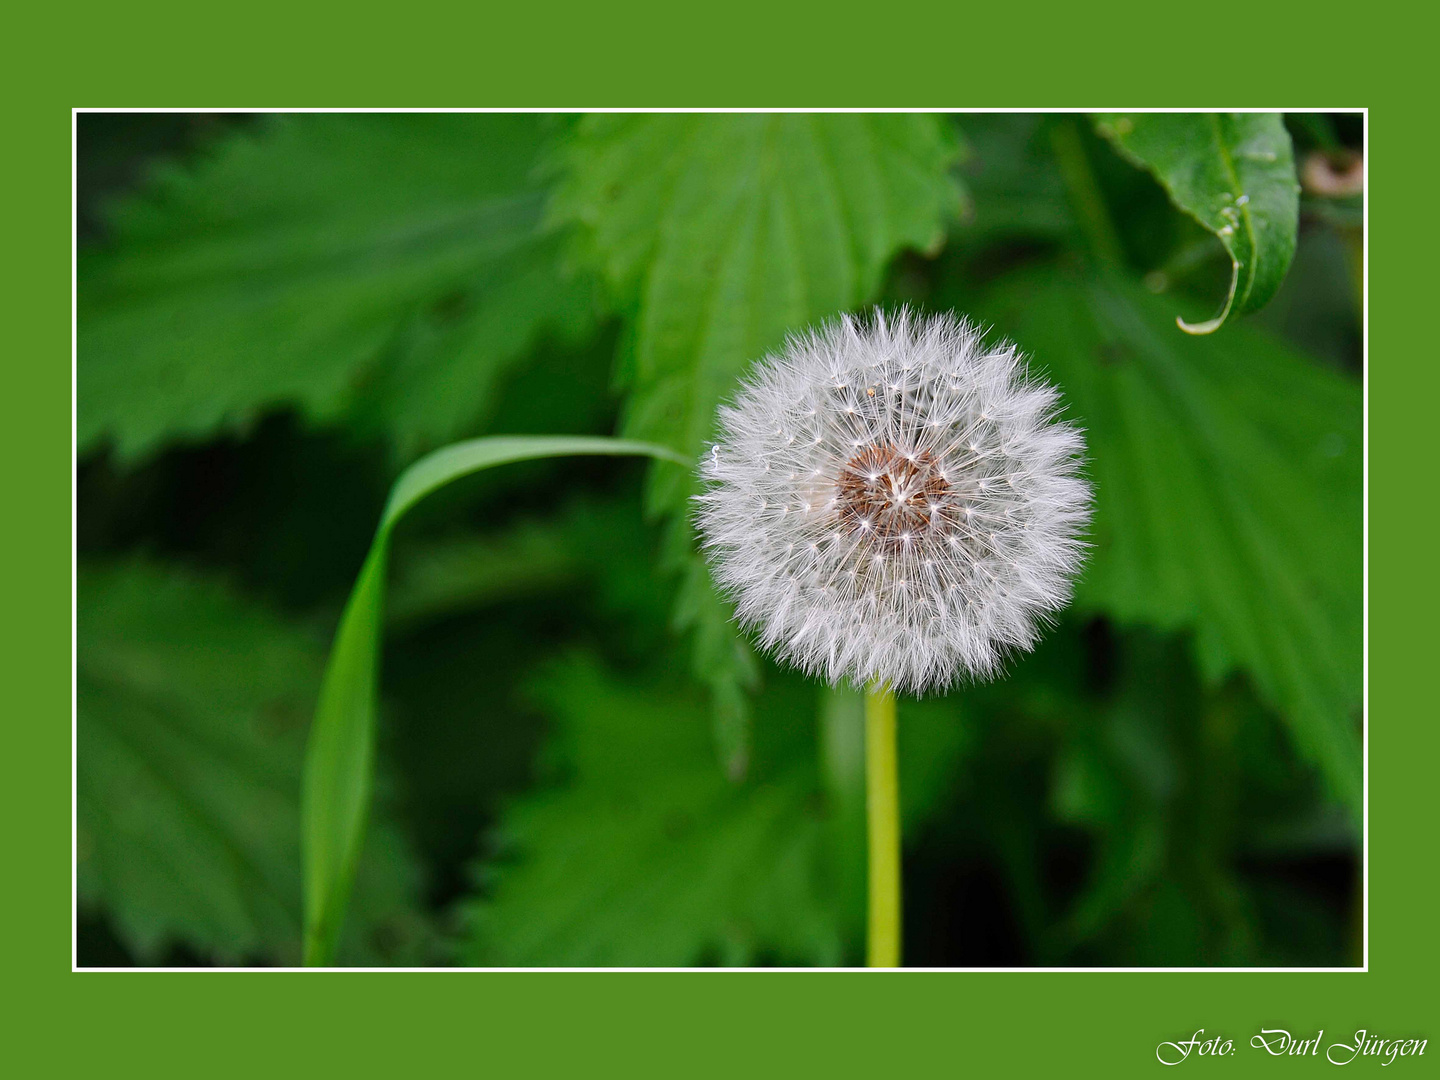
[695,308,1092,694]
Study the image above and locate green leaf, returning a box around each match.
[972,268,1361,816]
[552,113,965,763]
[1094,113,1299,334]
[555,112,965,504]
[80,114,598,461]
[461,660,974,967]
[78,560,424,965]
[302,436,687,966]
[671,545,761,777]
[461,654,844,966]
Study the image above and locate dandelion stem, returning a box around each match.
[865,683,901,967]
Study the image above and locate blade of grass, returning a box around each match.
[301,436,688,966]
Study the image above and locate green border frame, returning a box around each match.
[14,5,1428,1074]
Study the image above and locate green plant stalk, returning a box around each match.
[1050,117,1126,273]
[865,683,901,967]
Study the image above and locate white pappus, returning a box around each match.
[695,308,1092,695]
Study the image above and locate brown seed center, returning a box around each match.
[836,442,951,548]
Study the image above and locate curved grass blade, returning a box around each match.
[1094,113,1299,335]
[301,436,688,966]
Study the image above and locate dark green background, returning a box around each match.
[12,3,1429,1075]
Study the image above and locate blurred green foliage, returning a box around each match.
[968,269,1361,815]
[79,114,598,460]
[78,560,428,964]
[77,111,1362,967]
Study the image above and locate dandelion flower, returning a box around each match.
[696,309,1092,695]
